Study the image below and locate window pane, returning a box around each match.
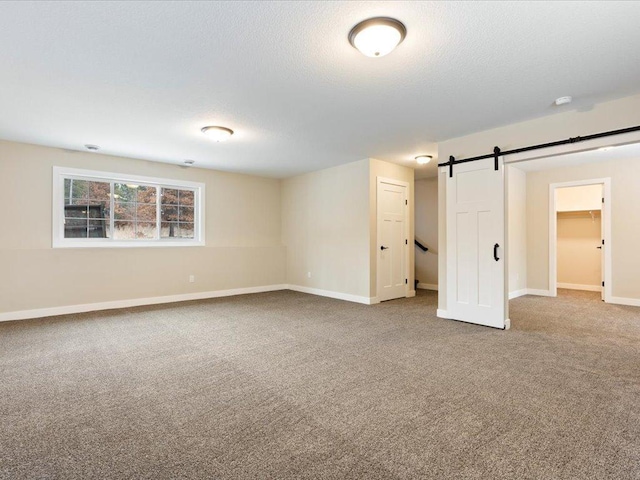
[64,205,88,219]
[160,222,178,238]
[137,186,156,204]
[137,204,156,222]
[135,222,157,239]
[114,221,157,240]
[178,223,195,239]
[114,221,135,239]
[88,182,110,202]
[114,202,135,221]
[179,206,194,222]
[161,188,179,205]
[88,220,108,238]
[161,206,178,222]
[64,217,88,238]
[68,179,89,203]
[179,190,194,206]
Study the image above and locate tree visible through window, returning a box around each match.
[161,188,194,238]
[55,167,204,247]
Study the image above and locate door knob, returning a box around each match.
[596,246,602,249]
[380,246,389,251]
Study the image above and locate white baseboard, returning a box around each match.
[286,285,375,305]
[436,309,451,319]
[557,283,601,292]
[0,284,289,322]
[504,318,511,330]
[417,283,438,291]
[509,289,527,299]
[526,289,553,297]
[609,296,640,307]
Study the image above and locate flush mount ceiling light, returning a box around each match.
[348,17,406,57]
[183,159,196,166]
[84,144,99,151]
[201,126,234,142]
[415,155,432,165]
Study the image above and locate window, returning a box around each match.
[53,167,204,247]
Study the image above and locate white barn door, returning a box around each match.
[445,158,506,329]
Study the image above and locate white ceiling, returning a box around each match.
[1,1,640,179]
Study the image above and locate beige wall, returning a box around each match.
[281,159,371,298]
[369,159,415,298]
[0,140,285,314]
[438,93,640,310]
[557,214,601,287]
[282,158,415,301]
[507,166,527,295]
[527,156,640,299]
[557,184,602,212]
[414,177,438,287]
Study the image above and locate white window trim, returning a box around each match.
[52,166,205,248]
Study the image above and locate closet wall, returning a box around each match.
[556,185,602,291]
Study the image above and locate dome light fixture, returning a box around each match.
[415,155,432,165]
[201,126,234,142]
[348,17,406,58]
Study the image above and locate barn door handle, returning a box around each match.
[494,243,500,261]
[380,246,389,251]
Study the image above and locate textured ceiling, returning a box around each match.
[1,1,640,179]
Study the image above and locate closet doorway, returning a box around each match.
[549,179,611,302]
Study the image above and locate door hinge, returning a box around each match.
[602,239,605,245]
[602,281,605,287]
[405,200,408,205]
[405,239,408,245]
[602,197,605,203]
[405,279,408,284]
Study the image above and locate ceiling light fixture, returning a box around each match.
[84,144,99,151]
[184,159,196,166]
[415,155,432,165]
[348,17,406,57]
[201,126,234,142]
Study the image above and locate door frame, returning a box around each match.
[376,176,410,301]
[549,178,612,302]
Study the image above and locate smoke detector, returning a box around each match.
[554,96,572,106]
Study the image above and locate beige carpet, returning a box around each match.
[1,289,638,479]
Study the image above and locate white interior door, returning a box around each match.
[600,185,605,301]
[377,178,408,302]
[445,158,506,328]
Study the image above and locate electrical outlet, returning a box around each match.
[189,275,195,283]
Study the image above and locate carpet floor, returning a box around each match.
[1,289,639,479]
